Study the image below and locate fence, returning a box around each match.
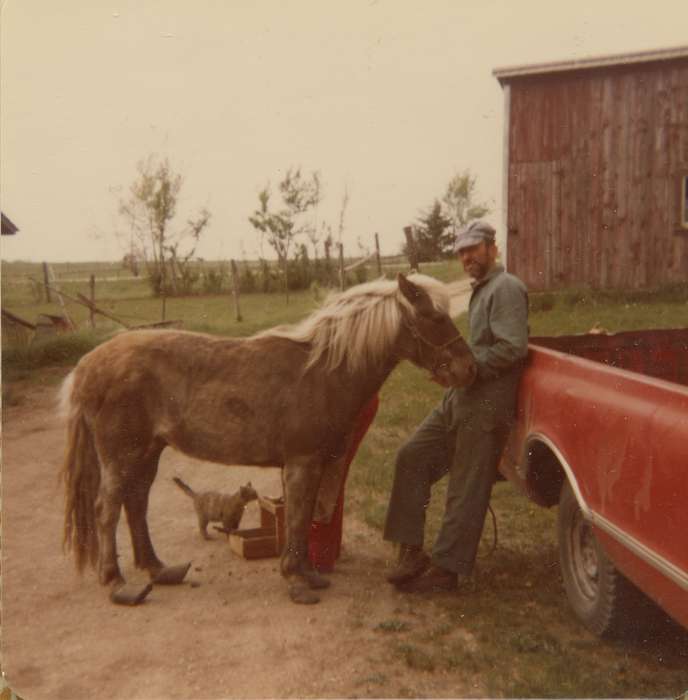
[1,232,418,334]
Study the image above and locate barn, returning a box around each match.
[494,46,688,291]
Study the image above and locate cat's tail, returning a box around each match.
[173,476,196,499]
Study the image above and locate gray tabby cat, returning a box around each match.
[173,477,258,539]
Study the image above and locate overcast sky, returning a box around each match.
[1,0,686,263]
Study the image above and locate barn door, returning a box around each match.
[507,161,564,290]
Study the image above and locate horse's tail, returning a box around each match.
[173,476,196,499]
[60,371,100,573]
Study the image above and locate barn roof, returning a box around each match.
[493,45,688,83]
[1,212,19,235]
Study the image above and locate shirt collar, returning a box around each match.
[470,263,505,290]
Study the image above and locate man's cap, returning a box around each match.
[454,220,496,252]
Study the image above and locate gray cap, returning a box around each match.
[454,220,496,252]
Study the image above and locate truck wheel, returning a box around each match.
[557,480,643,637]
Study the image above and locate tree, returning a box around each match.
[122,252,140,276]
[322,223,335,285]
[414,199,454,261]
[337,184,349,244]
[118,155,210,296]
[249,167,320,301]
[441,170,490,242]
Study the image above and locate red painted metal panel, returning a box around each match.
[530,328,688,386]
[503,328,688,629]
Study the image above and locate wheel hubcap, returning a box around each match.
[570,510,599,601]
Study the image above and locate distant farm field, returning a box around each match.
[1,258,463,339]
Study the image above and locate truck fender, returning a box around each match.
[521,432,591,517]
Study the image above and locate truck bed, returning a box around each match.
[530,328,688,387]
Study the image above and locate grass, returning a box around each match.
[2,329,103,373]
[1,258,464,368]
[350,424,688,697]
[527,283,688,335]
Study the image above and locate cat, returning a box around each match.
[173,477,259,539]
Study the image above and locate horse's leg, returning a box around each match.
[94,462,153,606]
[282,455,329,604]
[122,444,191,586]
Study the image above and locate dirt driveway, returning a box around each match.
[2,369,484,700]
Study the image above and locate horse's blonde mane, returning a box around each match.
[254,273,449,374]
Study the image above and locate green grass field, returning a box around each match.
[2,260,687,696]
[1,258,464,363]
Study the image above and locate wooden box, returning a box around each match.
[258,496,285,552]
[229,527,280,559]
[228,496,285,560]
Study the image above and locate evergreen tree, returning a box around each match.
[414,199,454,261]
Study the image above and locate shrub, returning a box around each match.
[2,330,105,373]
[239,264,257,294]
[202,265,228,294]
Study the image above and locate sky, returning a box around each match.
[1,0,687,263]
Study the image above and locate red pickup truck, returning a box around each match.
[499,328,688,636]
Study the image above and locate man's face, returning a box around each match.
[458,241,497,280]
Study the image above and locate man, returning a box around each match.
[383,220,528,593]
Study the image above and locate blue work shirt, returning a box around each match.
[468,264,529,382]
[444,264,529,433]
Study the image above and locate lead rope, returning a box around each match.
[478,504,498,559]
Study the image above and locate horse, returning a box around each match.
[59,273,477,606]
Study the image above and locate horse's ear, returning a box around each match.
[397,272,424,305]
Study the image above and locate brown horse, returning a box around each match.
[60,273,476,605]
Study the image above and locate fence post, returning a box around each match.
[230,259,243,322]
[42,262,52,302]
[324,239,333,286]
[374,233,382,277]
[338,243,345,291]
[47,264,76,330]
[403,226,420,272]
[89,274,96,328]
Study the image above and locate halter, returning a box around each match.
[403,317,464,351]
[402,316,467,382]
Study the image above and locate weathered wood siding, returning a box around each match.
[506,58,688,290]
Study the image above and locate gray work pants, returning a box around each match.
[383,373,519,575]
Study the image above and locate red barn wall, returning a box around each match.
[505,58,688,290]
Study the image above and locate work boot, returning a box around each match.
[386,544,430,585]
[396,564,458,593]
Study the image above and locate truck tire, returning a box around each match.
[557,480,645,637]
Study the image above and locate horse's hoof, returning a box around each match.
[304,569,331,590]
[288,582,320,605]
[110,582,153,606]
[153,562,192,585]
